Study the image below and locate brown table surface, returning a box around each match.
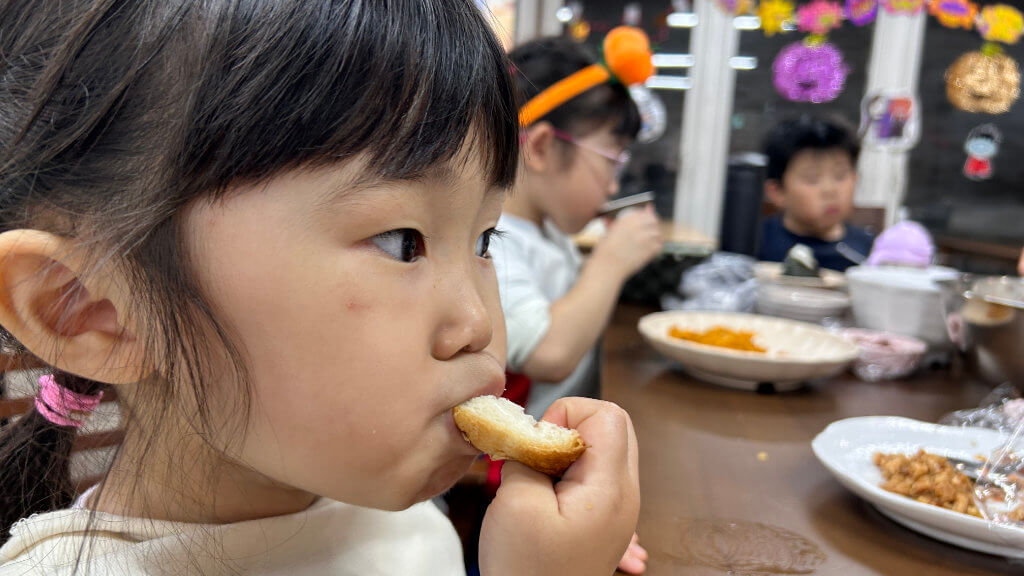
[602,304,1020,576]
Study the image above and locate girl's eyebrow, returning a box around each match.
[315,170,400,210]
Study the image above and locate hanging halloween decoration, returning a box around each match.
[569,20,591,41]
[759,0,796,36]
[845,0,879,26]
[797,0,843,34]
[927,0,977,29]
[946,49,1020,113]
[859,91,921,150]
[716,0,754,14]
[773,1,848,103]
[962,124,1001,181]
[882,0,925,14]
[945,4,1023,114]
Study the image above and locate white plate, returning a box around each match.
[812,416,1024,558]
[638,311,859,391]
[755,284,851,324]
[755,261,847,290]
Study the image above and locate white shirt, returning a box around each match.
[0,499,463,575]
[491,214,599,419]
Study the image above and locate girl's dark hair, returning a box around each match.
[763,115,861,181]
[0,372,104,528]
[0,0,518,544]
[509,37,641,140]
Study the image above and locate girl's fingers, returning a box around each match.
[541,398,636,489]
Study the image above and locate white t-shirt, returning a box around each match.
[0,499,464,576]
[491,214,599,419]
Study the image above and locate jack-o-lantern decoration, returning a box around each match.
[946,50,1020,114]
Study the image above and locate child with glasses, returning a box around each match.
[489,34,662,575]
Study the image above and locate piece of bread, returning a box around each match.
[453,395,587,476]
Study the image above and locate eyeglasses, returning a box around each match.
[551,128,631,180]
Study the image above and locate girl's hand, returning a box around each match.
[479,397,640,576]
[592,204,663,281]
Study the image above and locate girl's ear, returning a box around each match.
[764,180,786,209]
[521,122,556,173]
[0,229,149,384]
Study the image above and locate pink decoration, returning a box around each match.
[797,0,844,35]
[882,0,924,14]
[773,41,849,103]
[845,0,879,25]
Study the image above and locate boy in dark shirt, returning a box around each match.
[758,116,873,271]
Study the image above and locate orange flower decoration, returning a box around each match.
[928,0,977,29]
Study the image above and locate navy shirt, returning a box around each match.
[758,215,874,272]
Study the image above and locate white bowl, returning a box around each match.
[638,311,860,391]
[846,266,960,349]
[755,284,851,324]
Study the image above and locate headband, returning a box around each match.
[518,26,655,128]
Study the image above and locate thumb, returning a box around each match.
[495,461,557,508]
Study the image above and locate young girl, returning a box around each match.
[490,32,662,575]
[0,1,640,574]
[494,34,663,420]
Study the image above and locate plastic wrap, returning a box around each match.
[661,253,757,312]
[940,384,1024,528]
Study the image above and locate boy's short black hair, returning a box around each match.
[763,116,860,181]
[509,37,641,139]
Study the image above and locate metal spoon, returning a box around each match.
[836,242,867,265]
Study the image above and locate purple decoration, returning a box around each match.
[772,42,849,103]
[845,0,878,25]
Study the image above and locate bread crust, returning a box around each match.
[453,403,586,476]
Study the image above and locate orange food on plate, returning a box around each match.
[667,326,766,353]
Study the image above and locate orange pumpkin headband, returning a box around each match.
[518,26,655,128]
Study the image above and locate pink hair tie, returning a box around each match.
[34,374,104,428]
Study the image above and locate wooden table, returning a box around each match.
[602,304,1018,576]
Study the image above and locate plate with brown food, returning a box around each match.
[813,416,1024,558]
[638,311,859,391]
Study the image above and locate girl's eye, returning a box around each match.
[475,228,499,259]
[371,229,425,262]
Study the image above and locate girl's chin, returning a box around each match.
[411,454,478,504]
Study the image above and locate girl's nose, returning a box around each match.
[432,267,493,360]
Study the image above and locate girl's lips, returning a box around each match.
[446,409,479,454]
